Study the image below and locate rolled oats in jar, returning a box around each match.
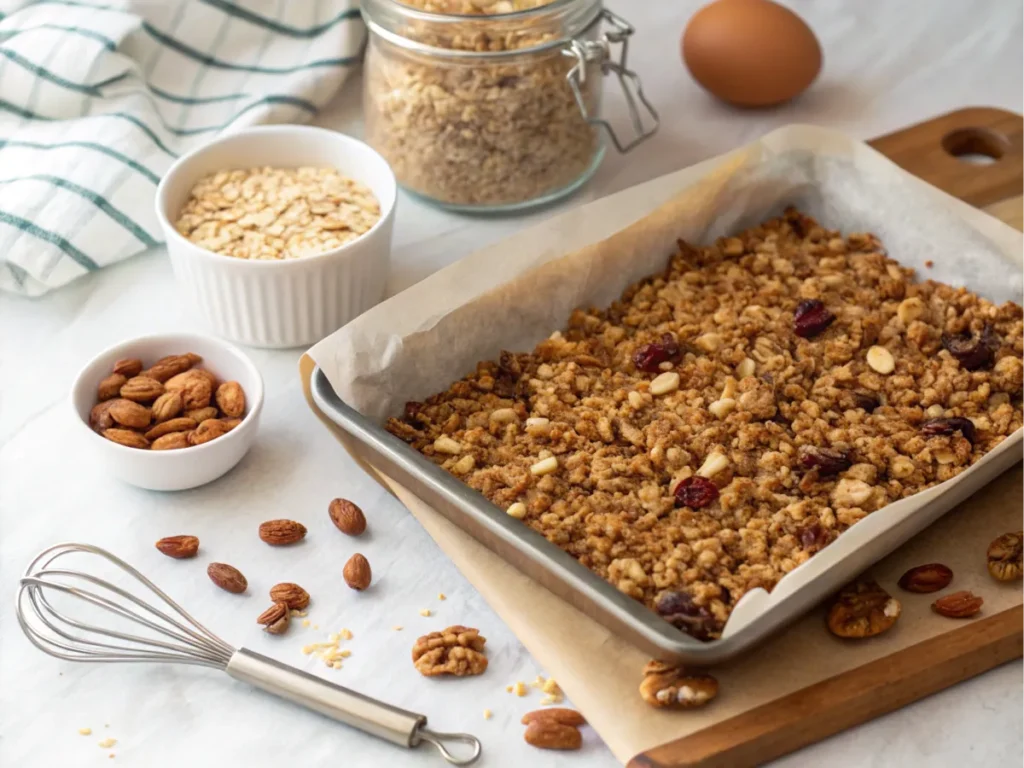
[362,0,657,211]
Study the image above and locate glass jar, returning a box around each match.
[361,0,658,212]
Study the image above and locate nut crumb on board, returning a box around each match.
[387,208,1023,641]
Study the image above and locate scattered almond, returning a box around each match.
[155,535,199,559]
[270,582,310,610]
[207,563,247,594]
[329,498,367,536]
[343,553,372,590]
[257,602,291,634]
[258,519,307,546]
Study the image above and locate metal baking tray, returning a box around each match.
[312,366,1021,664]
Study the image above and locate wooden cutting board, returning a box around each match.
[631,106,1024,768]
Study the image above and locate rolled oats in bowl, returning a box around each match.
[362,0,657,211]
[174,167,382,260]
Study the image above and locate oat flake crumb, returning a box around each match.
[97,738,117,749]
[78,728,92,736]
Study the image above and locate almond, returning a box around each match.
[258,519,307,546]
[207,563,247,594]
[108,399,151,429]
[145,417,197,441]
[523,721,582,751]
[155,535,199,559]
[329,498,367,536]
[269,582,310,610]
[89,400,117,432]
[166,368,217,392]
[103,428,150,449]
[257,602,290,634]
[180,375,212,410]
[216,381,246,419]
[112,358,143,377]
[186,406,218,423]
[343,553,372,590]
[187,418,230,446]
[98,373,128,401]
[151,391,184,423]
[521,709,586,727]
[120,376,164,403]
[142,354,200,383]
[151,432,190,451]
[222,418,242,430]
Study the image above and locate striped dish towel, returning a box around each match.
[0,0,365,296]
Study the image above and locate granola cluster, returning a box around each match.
[386,209,1024,639]
[363,0,600,208]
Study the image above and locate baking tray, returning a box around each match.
[311,366,1022,663]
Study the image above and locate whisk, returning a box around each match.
[16,543,481,765]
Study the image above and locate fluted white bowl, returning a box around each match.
[155,126,397,348]
[71,333,264,491]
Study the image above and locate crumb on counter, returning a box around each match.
[438,593,447,600]
[78,728,92,736]
[97,738,117,749]
[419,609,431,617]
[483,709,492,720]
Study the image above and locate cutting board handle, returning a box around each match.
[869,107,1023,207]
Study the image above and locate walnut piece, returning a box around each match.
[638,660,719,709]
[987,531,1023,581]
[411,625,488,677]
[827,580,901,638]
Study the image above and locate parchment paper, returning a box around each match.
[305,124,1024,761]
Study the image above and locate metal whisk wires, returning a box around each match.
[17,542,234,669]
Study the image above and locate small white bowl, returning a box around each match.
[70,333,264,491]
[155,126,397,349]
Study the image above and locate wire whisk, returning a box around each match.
[17,543,481,766]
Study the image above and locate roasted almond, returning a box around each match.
[258,519,307,546]
[523,721,582,751]
[155,535,199,559]
[166,368,216,392]
[521,709,586,727]
[120,376,164,403]
[103,428,150,449]
[269,582,310,610]
[188,418,230,446]
[329,498,367,536]
[108,399,151,429]
[216,381,246,419]
[151,391,184,423]
[343,553,372,591]
[90,400,117,432]
[180,375,212,411]
[222,418,242,431]
[152,432,190,451]
[186,406,218,423]
[142,354,199,383]
[208,563,247,594]
[98,373,128,401]
[897,563,953,593]
[257,602,291,634]
[145,417,197,441]
[112,358,143,377]
[932,590,984,618]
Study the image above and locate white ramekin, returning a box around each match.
[155,126,397,349]
[71,333,264,491]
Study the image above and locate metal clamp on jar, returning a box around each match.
[362,0,659,212]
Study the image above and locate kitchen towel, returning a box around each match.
[0,0,364,297]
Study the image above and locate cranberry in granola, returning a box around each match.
[386,209,1024,641]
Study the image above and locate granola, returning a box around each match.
[386,209,1024,639]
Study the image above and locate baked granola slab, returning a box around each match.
[386,208,1023,640]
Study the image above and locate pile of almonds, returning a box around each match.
[90,353,246,450]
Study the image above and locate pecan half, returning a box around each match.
[827,580,901,638]
[932,591,983,618]
[269,582,310,610]
[155,535,199,559]
[987,531,1023,581]
[897,563,953,593]
[411,625,488,677]
[258,519,307,546]
[523,721,581,751]
[638,660,719,709]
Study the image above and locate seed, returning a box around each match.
[866,345,895,374]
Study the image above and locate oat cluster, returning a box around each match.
[174,167,381,260]
[364,0,600,208]
[386,208,1024,640]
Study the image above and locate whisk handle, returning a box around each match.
[227,649,423,746]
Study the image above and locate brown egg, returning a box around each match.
[682,0,822,108]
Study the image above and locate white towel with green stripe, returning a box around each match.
[0,0,364,296]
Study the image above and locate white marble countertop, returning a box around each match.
[2,2,1022,766]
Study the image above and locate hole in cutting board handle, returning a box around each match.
[941,127,1010,166]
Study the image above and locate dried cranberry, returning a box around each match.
[798,521,834,552]
[654,590,718,640]
[793,299,835,338]
[798,445,852,476]
[632,333,681,373]
[403,401,426,427]
[941,324,998,371]
[850,390,880,412]
[673,476,719,509]
[921,417,976,444]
